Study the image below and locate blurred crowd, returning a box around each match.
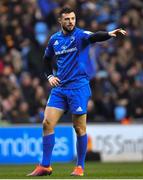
[0,0,143,124]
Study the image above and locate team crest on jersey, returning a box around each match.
[70,36,75,43]
[61,45,67,50]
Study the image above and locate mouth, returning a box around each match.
[68,24,73,28]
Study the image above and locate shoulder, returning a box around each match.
[75,27,84,34]
[75,28,93,37]
[82,30,93,35]
[51,31,61,39]
[48,31,61,43]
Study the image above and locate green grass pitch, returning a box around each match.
[0,162,143,179]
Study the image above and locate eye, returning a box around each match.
[65,18,69,21]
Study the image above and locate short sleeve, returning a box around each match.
[80,30,93,40]
[79,30,94,46]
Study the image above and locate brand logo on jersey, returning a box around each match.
[54,40,59,45]
[76,107,83,112]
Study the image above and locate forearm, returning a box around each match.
[43,56,53,79]
[88,31,111,43]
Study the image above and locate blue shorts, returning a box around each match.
[47,84,91,114]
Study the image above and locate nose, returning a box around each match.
[69,19,73,24]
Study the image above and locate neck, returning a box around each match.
[62,27,68,35]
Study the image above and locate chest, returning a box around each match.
[53,35,78,55]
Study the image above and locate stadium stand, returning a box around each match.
[0,0,143,123]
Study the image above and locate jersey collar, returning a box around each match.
[61,27,76,36]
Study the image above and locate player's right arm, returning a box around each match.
[43,37,60,87]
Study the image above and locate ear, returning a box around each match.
[58,17,61,24]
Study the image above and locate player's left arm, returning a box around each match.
[88,28,127,43]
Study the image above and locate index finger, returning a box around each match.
[54,77,60,82]
[120,30,127,35]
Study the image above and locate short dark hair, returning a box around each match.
[59,6,75,17]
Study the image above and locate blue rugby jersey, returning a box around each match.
[44,27,94,89]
